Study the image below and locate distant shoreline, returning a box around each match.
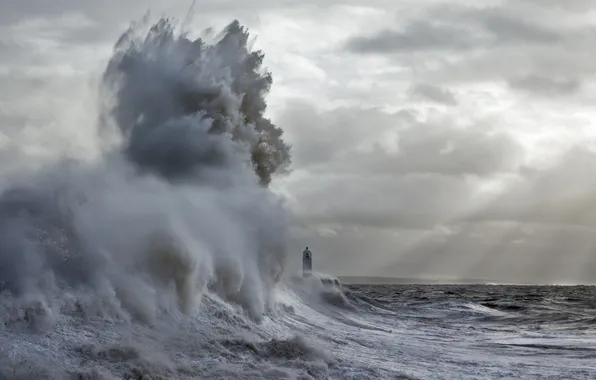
[336,276,596,286]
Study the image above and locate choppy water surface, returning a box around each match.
[342,283,596,379]
[2,277,596,380]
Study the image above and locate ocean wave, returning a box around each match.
[0,15,291,328]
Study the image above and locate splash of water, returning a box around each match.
[0,17,291,326]
[101,17,291,185]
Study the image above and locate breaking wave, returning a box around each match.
[0,16,291,327]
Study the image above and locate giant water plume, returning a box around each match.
[0,17,292,326]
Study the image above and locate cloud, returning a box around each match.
[460,6,563,44]
[345,20,479,53]
[277,102,524,231]
[276,102,415,169]
[464,147,596,228]
[512,0,596,12]
[507,75,581,96]
[343,4,596,91]
[345,6,566,55]
[408,83,458,105]
[283,102,523,177]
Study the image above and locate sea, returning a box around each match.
[1,274,595,379]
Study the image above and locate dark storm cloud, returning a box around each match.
[460,7,563,44]
[407,83,457,105]
[343,3,596,100]
[345,6,568,55]
[507,75,581,96]
[346,20,479,53]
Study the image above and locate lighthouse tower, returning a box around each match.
[302,247,312,277]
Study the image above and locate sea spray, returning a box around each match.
[101,18,290,185]
[0,17,291,326]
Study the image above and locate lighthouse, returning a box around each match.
[302,246,312,277]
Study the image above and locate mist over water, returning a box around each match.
[0,16,291,325]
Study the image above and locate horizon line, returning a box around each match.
[336,275,596,286]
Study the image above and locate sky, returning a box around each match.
[2,0,596,283]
